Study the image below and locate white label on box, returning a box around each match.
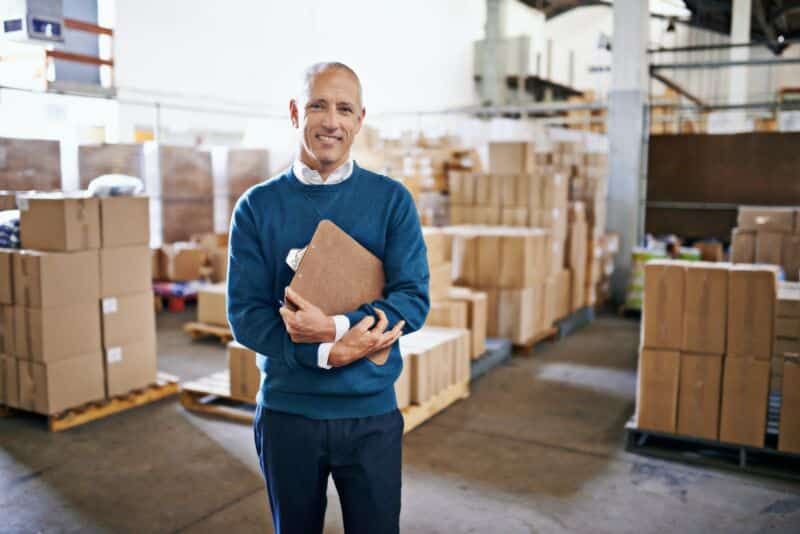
[102,298,118,314]
[107,347,123,364]
[16,196,29,211]
[552,208,559,220]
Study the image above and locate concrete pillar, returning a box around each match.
[728,0,752,122]
[607,0,649,303]
[482,0,503,105]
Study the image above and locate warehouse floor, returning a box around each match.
[2,311,799,533]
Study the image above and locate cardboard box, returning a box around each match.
[13,303,102,362]
[727,265,778,359]
[196,283,227,327]
[159,243,207,281]
[0,191,17,210]
[695,241,724,262]
[207,247,228,283]
[681,263,729,355]
[541,173,568,211]
[448,287,487,359]
[100,292,156,349]
[642,261,686,350]
[779,355,800,453]
[18,194,100,251]
[778,282,800,317]
[426,299,468,330]
[776,317,800,339]
[738,206,795,233]
[730,229,755,263]
[422,227,450,268]
[0,304,12,355]
[17,352,105,414]
[1,355,19,407]
[488,142,533,174]
[775,338,800,355]
[228,341,260,402]
[421,257,450,300]
[719,356,770,447]
[395,354,411,410]
[755,231,784,266]
[100,246,151,298]
[13,250,100,308]
[99,196,150,248]
[104,334,157,398]
[783,235,800,282]
[0,249,12,304]
[636,349,680,433]
[677,352,722,440]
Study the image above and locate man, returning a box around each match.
[227,62,430,534]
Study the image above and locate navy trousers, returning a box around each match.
[253,405,404,534]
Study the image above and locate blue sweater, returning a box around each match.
[227,163,430,419]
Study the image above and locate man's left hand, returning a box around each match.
[279,287,336,344]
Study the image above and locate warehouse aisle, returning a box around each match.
[2,313,799,533]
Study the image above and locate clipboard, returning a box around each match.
[288,220,390,365]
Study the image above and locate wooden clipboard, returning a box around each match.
[288,220,390,365]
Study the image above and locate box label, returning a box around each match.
[16,196,28,211]
[102,298,118,315]
[107,347,123,364]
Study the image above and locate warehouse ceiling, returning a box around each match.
[523,0,800,52]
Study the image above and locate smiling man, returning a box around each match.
[227,62,430,534]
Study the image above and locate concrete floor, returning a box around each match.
[2,310,799,533]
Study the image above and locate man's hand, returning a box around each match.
[279,287,336,344]
[328,309,404,368]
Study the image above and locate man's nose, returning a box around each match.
[321,108,338,129]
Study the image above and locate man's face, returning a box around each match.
[290,68,365,170]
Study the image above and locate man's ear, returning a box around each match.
[354,106,366,135]
[289,99,299,129]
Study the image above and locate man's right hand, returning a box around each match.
[328,309,405,368]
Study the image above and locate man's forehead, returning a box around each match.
[305,68,362,105]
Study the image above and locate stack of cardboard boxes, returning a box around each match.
[448,172,535,227]
[0,193,156,414]
[637,260,778,447]
[731,206,800,281]
[776,282,800,454]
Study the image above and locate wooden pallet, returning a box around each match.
[181,370,470,434]
[513,327,557,351]
[184,321,233,344]
[2,372,180,432]
[624,419,800,481]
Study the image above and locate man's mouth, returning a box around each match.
[316,134,342,142]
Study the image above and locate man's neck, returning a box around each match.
[299,151,350,181]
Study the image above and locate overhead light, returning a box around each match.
[778,34,785,43]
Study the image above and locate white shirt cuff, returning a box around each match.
[317,343,334,370]
[333,314,350,342]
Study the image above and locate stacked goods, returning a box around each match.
[636,260,779,447]
[154,242,208,282]
[78,143,144,189]
[191,232,229,283]
[197,283,227,327]
[448,172,535,227]
[731,206,800,280]
[396,326,471,410]
[566,203,588,311]
[447,287,487,359]
[227,341,260,402]
[776,283,800,453]
[0,137,61,191]
[444,225,551,344]
[226,148,269,225]
[157,146,214,243]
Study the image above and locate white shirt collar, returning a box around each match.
[292,158,354,186]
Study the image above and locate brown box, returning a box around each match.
[448,287,487,359]
[228,341,260,401]
[776,317,800,339]
[719,356,770,447]
[100,246,152,298]
[99,196,150,248]
[208,248,228,283]
[488,142,533,174]
[677,352,722,440]
[1,355,19,407]
[18,194,100,251]
[738,206,795,233]
[783,235,800,282]
[779,355,800,453]
[395,354,411,410]
[695,241,724,262]
[727,265,778,359]
[681,263,729,355]
[426,299,468,330]
[636,349,680,433]
[429,262,453,301]
[778,282,800,317]
[0,191,17,210]
[100,292,156,349]
[13,250,100,308]
[197,283,227,327]
[642,261,686,350]
[555,269,571,321]
[755,231,784,266]
[13,303,102,362]
[17,352,105,414]
[104,334,157,398]
[422,227,450,268]
[159,243,207,281]
[0,304,12,355]
[0,249,12,304]
[775,338,800,355]
[730,229,755,263]
[541,173,568,211]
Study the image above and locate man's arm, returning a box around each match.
[226,195,324,370]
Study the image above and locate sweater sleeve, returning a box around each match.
[344,187,430,335]
[226,195,320,370]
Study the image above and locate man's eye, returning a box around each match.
[309,103,323,110]
[339,108,352,114]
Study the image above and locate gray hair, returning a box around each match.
[298,62,364,108]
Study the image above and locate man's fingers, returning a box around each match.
[284,287,311,310]
[372,309,389,334]
[356,315,375,332]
